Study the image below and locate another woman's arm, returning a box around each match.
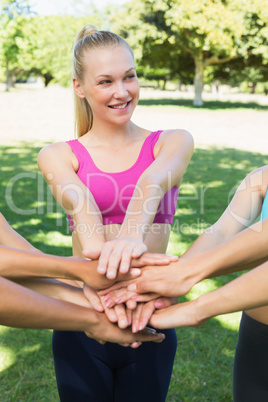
[150,260,268,329]
[0,275,165,345]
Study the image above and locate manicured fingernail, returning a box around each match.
[105,300,113,308]
[103,295,110,302]
[131,295,138,300]
[115,297,122,303]
[155,300,164,308]
[128,284,136,291]
[139,323,144,331]
[120,266,128,273]
[132,325,137,333]
[97,304,104,311]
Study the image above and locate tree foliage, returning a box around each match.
[113,0,268,105]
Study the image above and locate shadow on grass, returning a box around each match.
[139,97,268,110]
[0,141,267,400]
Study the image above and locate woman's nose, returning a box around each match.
[113,81,128,98]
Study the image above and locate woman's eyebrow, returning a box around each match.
[96,68,135,79]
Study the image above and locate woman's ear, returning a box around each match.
[73,77,85,98]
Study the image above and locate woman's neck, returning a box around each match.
[84,121,142,146]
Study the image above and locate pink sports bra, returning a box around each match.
[66,130,179,231]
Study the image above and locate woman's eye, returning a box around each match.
[99,80,111,85]
[125,74,135,80]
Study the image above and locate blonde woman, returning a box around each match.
[38,25,193,401]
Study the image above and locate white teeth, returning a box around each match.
[110,103,128,109]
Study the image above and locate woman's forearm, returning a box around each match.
[196,260,268,322]
[15,278,89,307]
[0,276,96,330]
[195,218,268,282]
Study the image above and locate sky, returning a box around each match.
[30,0,127,15]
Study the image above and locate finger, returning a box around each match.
[97,244,113,275]
[132,303,144,333]
[102,288,126,308]
[106,244,126,279]
[131,243,147,259]
[130,342,142,348]
[128,280,155,294]
[119,246,134,274]
[82,249,101,260]
[154,297,176,310]
[102,303,118,323]
[131,292,160,303]
[126,308,132,327]
[85,332,106,344]
[126,299,137,310]
[137,301,155,331]
[114,304,129,329]
[83,286,104,312]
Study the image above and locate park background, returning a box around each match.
[0,0,267,400]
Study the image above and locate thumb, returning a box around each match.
[82,249,101,260]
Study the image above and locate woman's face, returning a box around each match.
[74,45,139,127]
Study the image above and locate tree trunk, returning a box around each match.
[193,55,204,106]
[5,58,10,92]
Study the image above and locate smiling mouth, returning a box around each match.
[109,101,131,109]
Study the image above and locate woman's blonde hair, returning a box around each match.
[73,24,133,137]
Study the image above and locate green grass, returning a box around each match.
[0,140,267,401]
[139,97,268,111]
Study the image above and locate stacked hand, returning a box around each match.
[82,250,179,347]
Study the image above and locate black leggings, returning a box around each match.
[52,328,177,402]
[233,312,268,401]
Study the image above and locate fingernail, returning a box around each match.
[105,300,113,308]
[132,325,137,333]
[115,298,122,303]
[98,267,106,274]
[107,272,116,279]
[131,296,138,300]
[103,295,110,302]
[120,320,128,328]
[128,284,136,291]
[155,300,164,308]
[138,323,144,331]
[120,266,128,273]
[97,304,104,311]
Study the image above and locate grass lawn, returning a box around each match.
[0,134,267,399]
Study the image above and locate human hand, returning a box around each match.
[131,252,178,268]
[85,311,165,347]
[95,237,148,279]
[131,297,175,333]
[127,260,197,298]
[149,299,208,329]
[74,254,141,290]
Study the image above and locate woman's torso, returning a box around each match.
[70,129,177,256]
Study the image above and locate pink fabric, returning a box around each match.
[66,130,179,230]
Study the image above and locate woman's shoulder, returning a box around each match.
[38,141,72,157]
[37,141,75,168]
[153,128,194,157]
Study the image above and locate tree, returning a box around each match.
[0,0,32,90]
[113,0,268,105]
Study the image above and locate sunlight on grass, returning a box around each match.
[0,345,15,372]
[13,218,42,229]
[29,231,72,247]
[216,312,242,332]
